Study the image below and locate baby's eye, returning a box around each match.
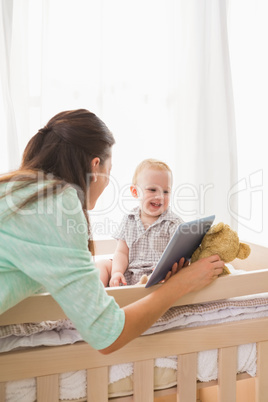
[147,188,156,192]
[164,190,170,194]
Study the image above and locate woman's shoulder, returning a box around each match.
[0,181,88,248]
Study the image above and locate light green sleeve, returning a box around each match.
[0,185,125,350]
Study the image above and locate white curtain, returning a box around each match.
[228,0,268,246]
[0,0,20,171]
[166,0,237,226]
[0,0,238,236]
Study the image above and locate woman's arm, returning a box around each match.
[100,255,224,354]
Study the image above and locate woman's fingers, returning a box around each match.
[165,271,171,280]
[171,258,187,275]
[163,255,224,285]
[171,262,179,274]
[190,255,225,282]
[177,258,184,270]
[210,257,224,278]
[163,259,188,282]
[199,255,224,276]
[207,254,221,262]
[162,262,180,283]
[213,265,224,276]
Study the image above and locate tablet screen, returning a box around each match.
[145,215,215,288]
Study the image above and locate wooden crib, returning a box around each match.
[1,240,268,402]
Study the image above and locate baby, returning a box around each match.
[97,158,183,286]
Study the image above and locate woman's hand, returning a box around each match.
[163,258,189,282]
[169,255,224,293]
[109,272,127,287]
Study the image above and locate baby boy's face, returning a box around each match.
[136,168,172,218]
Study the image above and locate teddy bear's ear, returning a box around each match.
[237,243,251,259]
[206,222,225,235]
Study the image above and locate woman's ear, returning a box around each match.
[130,185,138,198]
[90,157,100,183]
[91,157,100,172]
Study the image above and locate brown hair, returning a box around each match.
[0,109,115,253]
[132,158,172,185]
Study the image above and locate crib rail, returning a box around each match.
[1,268,268,326]
[0,328,268,402]
[1,240,268,326]
[1,318,268,401]
[2,317,268,381]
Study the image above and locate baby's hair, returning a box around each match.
[132,158,172,185]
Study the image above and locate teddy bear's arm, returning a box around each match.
[220,265,231,276]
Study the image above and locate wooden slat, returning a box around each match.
[87,367,108,402]
[256,341,268,402]
[133,360,154,402]
[36,374,59,402]
[177,353,197,402]
[218,346,237,402]
[0,383,6,402]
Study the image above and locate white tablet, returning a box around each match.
[145,215,215,288]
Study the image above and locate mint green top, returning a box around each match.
[0,182,125,350]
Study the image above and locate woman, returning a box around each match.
[0,109,224,354]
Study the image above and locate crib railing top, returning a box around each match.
[1,241,268,326]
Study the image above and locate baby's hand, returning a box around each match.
[109,272,127,287]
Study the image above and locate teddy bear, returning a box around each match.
[191,222,251,275]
